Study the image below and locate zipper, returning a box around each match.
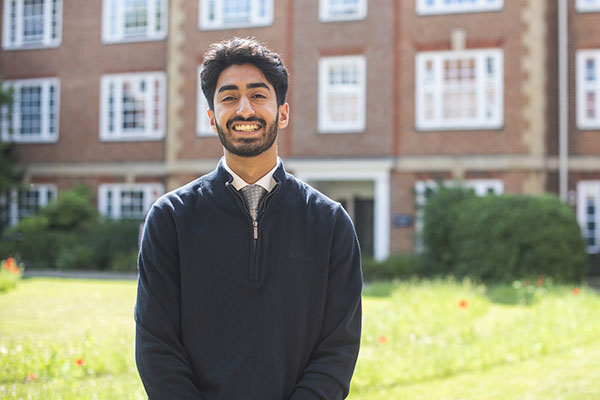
[228,183,280,282]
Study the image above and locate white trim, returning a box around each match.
[576,0,600,12]
[319,0,367,22]
[318,55,367,133]
[0,184,57,226]
[577,181,600,253]
[99,72,167,142]
[198,0,273,30]
[576,50,600,129]
[101,0,168,44]
[98,183,164,219]
[416,0,503,15]
[288,158,392,261]
[2,0,63,50]
[196,66,215,136]
[1,77,60,143]
[415,48,504,131]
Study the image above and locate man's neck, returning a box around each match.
[224,146,278,184]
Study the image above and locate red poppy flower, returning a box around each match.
[458,299,469,309]
[27,372,36,381]
[536,276,545,287]
[378,335,388,344]
[75,358,85,366]
[573,287,581,296]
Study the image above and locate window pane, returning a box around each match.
[223,0,251,24]
[124,0,148,36]
[20,86,42,136]
[23,0,45,44]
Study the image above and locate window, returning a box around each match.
[576,0,600,12]
[199,0,273,30]
[99,72,166,141]
[102,0,168,43]
[577,181,600,253]
[318,56,366,133]
[2,0,62,50]
[416,0,503,15]
[197,66,215,136]
[98,183,164,220]
[414,179,503,250]
[319,0,367,22]
[577,50,600,129]
[0,184,57,227]
[1,78,60,143]
[416,49,503,130]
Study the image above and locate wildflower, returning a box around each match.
[573,287,581,296]
[378,335,388,344]
[27,373,36,382]
[536,276,545,287]
[75,358,85,366]
[458,299,469,309]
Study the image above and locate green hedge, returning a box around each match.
[362,253,426,282]
[0,184,141,272]
[422,186,588,282]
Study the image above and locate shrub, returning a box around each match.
[423,187,588,283]
[362,253,426,281]
[1,185,141,271]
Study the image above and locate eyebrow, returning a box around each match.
[216,82,271,95]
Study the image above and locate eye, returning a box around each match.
[253,93,267,99]
[220,95,236,102]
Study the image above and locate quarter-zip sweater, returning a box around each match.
[135,161,363,400]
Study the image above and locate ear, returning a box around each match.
[278,103,289,129]
[207,108,218,134]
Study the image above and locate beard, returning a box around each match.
[215,114,278,158]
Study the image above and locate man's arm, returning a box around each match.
[290,206,363,400]
[135,203,205,399]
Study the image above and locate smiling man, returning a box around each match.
[134,37,362,400]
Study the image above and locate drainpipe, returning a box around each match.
[558,0,568,202]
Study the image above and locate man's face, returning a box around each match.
[208,64,289,158]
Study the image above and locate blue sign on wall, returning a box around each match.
[393,214,413,227]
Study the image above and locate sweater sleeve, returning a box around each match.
[134,202,205,400]
[289,206,363,400]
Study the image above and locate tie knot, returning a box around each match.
[240,184,267,220]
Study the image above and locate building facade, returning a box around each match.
[1,0,599,262]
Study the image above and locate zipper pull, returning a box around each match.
[253,220,259,240]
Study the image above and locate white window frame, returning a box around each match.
[1,184,57,227]
[99,72,166,142]
[576,50,600,129]
[196,66,215,136]
[199,0,273,30]
[577,181,600,253]
[318,55,367,133]
[319,0,367,22]
[2,0,63,50]
[1,78,60,143]
[101,0,168,44]
[98,183,164,220]
[415,49,504,131]
[416,0,503,15]
[414,179,504,250]
[576,0,600,12]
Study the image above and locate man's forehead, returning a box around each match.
[216,64,272,91]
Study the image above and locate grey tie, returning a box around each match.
[240,184,268,221]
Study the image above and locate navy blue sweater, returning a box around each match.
[135,161,362,399]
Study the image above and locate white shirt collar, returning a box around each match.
[222,157,280,192]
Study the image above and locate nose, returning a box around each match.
[236,95,255,118]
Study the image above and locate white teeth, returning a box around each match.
[234,124,260,132]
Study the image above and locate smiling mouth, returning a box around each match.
[232,123,261,133]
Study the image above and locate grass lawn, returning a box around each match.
[0,277,599,399]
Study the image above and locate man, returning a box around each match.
[135,37,362,400]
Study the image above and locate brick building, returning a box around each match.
[1,0,599,261]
